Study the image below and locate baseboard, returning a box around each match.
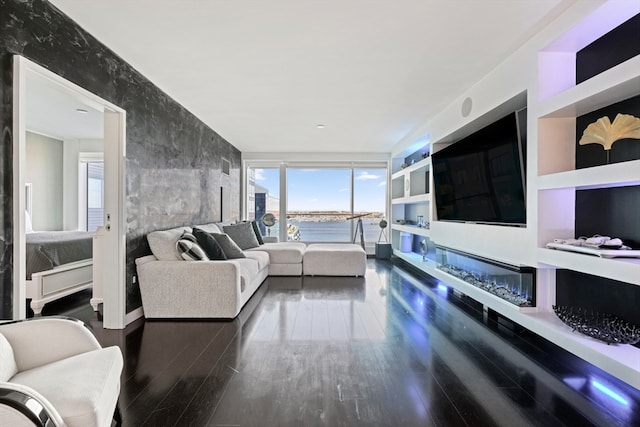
[125,306,144,325]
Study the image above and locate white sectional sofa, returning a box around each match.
[135,222,306,319]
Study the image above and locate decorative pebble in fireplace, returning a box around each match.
[437,263,533,307]
[435,246,535,308]
[553,305,640,345]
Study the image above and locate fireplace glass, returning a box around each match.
[435,246,535,307]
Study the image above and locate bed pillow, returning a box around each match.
[222,222,260,250]
[212,233,246,259]
[176,231,209,261]
[192,228,227,260]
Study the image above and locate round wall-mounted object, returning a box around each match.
[461,97,473,118]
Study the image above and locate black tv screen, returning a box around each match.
[432,110,527,226]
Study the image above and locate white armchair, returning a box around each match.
[0,317,123,427]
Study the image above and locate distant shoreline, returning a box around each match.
[268,212,385,222]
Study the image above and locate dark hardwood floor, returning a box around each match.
[46,259,640,427]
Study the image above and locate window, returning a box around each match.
[287,168,351,242]
[246,162,387,247]
[87,162,104,232]
[247,167,280,238]
[354,168,387,244]
[79,157,104,232]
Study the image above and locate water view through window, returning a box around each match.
[248,166,387,243]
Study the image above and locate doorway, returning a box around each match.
[12,56,127,329]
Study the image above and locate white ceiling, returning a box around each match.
[26,71,104,141]
[47,0,571,153]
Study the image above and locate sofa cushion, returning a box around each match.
[176,231,209,261]
[192,228,227,260]
[246,242,306,264]
[10,346,123,427]
[147,226,191,261]
[212,233,246,259]
[0,332,18,381]
[223,222,260,250]
[244,250,270,271]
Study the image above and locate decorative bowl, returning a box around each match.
[553,305,640,345]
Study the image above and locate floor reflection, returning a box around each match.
[50,259,640,426]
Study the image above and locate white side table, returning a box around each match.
[262,236,279,243]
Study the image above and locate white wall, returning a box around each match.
[389,1,607,267]
[25,132,64,231]
[62,138,104,230]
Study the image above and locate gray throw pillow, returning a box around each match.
[223,222,260,250]
[192,228,227,260]
[212,233,246,259]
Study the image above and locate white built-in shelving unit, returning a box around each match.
[391,0,640,389]
[390,156,432,250]
[532,1,640,389]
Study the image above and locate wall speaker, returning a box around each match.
[461,97,473,118]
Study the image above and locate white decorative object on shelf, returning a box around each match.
[579,113,640,163]
[579,113,640,151]
[546,242,640,259]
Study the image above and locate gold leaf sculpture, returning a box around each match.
[579,113,640,151]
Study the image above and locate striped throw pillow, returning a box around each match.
[176,231,209,261]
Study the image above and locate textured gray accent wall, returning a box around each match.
[0,0,241,316]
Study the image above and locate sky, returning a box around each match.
[253,167,386,213]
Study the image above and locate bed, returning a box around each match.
[26,231,94,314]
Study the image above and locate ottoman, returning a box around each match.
[303,244,367,276]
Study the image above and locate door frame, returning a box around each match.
[12,55,127,328]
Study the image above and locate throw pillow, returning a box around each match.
[147,226,191,261]
[176,231,209,261]
[223,222,260,250]
[249,220,264,245]
[212,233,246,259]
[193,228,227,260]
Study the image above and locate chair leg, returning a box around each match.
[113,403,123,426]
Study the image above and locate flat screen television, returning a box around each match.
[431,109,527,226]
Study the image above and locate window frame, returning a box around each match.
[78,152,104,232]
[244,160,389,246]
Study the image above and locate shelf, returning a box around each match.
[391,193,430,205]
[391,156,430,179]
[538,55,640,118]
[392,268,636,419]
[518,311,640,391]
[392,250,537,314]
[537,248,640,286]
[393,250,640,390]
[393,250,436,270]
[537,159,640,190]
[390,224,430,237]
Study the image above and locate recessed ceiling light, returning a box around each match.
[76,108,88,114]
[316,124,325,129]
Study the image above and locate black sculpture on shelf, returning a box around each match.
[553,305,640,345]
